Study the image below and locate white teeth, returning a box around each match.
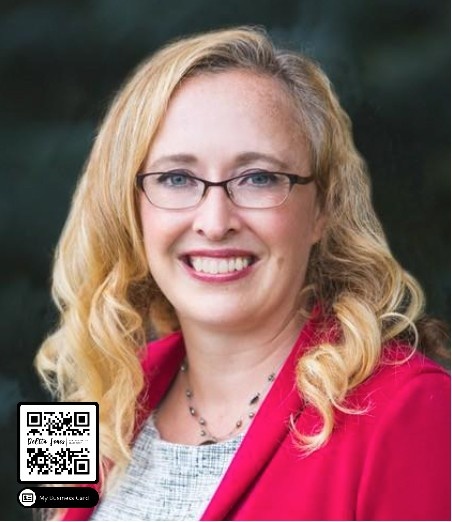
[218,260,229,274]
[202,258,210,273]
[209,259,218,274]
[189,256,253,275]
[193,258,203,272]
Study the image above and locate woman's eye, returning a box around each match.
[242,171,279,186]
[157,171,193,187]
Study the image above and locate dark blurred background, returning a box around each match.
[1,0,449,519]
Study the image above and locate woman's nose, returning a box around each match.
[191,185,242,241]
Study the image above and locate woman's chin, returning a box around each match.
[176,301,260,332]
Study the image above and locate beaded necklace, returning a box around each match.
[180,361,276,445]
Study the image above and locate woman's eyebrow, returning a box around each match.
[147,154,198,171]
[234,152,290,170]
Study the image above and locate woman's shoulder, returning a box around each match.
[371,342,450,389]
[346,346,450,519]
[345,343,450,430]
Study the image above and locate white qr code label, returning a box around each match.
[18,402,99,483]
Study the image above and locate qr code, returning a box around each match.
[18,402,98,483]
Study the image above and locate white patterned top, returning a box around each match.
[91,415,244,521]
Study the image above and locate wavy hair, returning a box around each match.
[35,26,443,494]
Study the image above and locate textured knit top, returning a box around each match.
[91,415,244,521]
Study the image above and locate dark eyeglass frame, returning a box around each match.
[135,170,315,209]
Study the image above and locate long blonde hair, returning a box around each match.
[35,26,434,491]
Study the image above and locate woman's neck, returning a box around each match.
[177,311,305,408]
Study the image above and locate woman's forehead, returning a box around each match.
[171,69,297,116]
[144,69,308,171]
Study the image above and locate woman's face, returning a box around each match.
[140,70,324,334]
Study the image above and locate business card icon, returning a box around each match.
[18,488,36,507]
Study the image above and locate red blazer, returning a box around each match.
[63,313,451,520]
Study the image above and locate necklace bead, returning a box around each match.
[249,393,261,405]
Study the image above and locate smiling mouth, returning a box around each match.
[184,256,256,275]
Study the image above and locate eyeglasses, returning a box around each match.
[136,169,314,210]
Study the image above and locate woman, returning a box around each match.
[36,26,450,520]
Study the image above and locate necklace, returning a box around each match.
[180,361,276,445]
